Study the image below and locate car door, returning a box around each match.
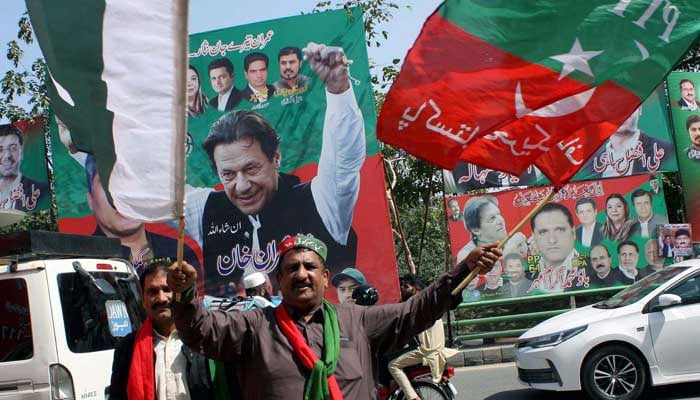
[647,273,700,376]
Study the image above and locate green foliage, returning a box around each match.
[673,39,700,72]
[394,198,448,283]
[0,210,56,235]
[1,12,48,122]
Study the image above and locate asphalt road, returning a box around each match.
[452,363,700,400]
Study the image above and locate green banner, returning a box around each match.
[667,71,700,243]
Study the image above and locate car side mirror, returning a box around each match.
[658,293,682,308]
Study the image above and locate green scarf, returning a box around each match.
[275,299,343,400]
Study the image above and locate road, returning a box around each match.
[452,363,700,400]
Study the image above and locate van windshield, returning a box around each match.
[58,271,143,353]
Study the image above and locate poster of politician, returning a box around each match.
[49,8,398,302]
[446,174,669,302]
[668,71,700,243]
[444,85,678,193]
[0,119,50,214]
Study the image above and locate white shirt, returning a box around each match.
[580,224,595,247]
[153,330,190,400]
[638,220,649,238]
[183,86,365,249]
[216,87,233,111]
[248,84,269,102]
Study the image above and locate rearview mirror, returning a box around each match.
[658,293,682,308]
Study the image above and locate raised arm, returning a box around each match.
[167,261,258,362]
[363,244,502,354]
[305,42,365,245]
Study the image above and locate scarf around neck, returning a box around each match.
[275,300,343,400]
[127,317,155,400]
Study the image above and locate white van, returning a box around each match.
[0,231,142,400]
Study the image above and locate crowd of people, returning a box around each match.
[108,234,502,399]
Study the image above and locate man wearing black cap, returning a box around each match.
[168,234,501,399]
[332,267,367,304]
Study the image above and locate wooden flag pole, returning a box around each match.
[174,214,186,302]
[450,188,559,296]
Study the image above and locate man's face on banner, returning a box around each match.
[87,173,143,237]
[618,244,639,271]
[688,121,700,148]
[484,263,502,288]
[632,194,652,220]
[279,54,301,81]
[210,66,233,94]
[590,245,611,277]
[473,203,506,243]
[448,200,460,217]
[0,134,22,178]
[533,209,575,266]
[505,258,525,283]
[645,240,663,269]
[615,107,641,136]
[681,81,696,103]
[676,234,691,249]
[245,60,269,91]
[575,203,596,226]
[214,137,280,215]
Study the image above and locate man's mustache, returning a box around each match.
[293,281,312,289]
[151,301,171,310]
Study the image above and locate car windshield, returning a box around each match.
[595,266,688,309]
[58,271,143,353]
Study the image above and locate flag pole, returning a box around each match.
[173,0,189,302]
[450,187,559,296]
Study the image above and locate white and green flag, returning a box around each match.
[26,0,188,221]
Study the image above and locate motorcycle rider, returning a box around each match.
[387,275,459,400]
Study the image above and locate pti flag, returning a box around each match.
[26,0,188,221]
[378,0,700,187]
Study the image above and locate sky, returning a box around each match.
[0,0,442,122]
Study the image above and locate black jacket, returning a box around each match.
[109,331,212,399]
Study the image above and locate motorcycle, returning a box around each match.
[378,365,458,400]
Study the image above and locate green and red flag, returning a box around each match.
[377,0,700,187]
[26,0,188,221]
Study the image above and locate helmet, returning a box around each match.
[352,284,379,306]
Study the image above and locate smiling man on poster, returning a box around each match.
[184,43,364,296]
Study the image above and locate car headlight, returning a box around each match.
[517,325,587,349]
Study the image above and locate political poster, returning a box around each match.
[667,71,700,243]
[0,119,50,214]
[49,8,398,302]
[446,174,669,302]
[657,223,693,258]
[444,85,678,193]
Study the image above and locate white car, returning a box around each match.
[516,260,700,400]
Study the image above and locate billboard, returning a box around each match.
[444,85,677,193]
[446,175,669,302]
[49,8,398,302]
[0,119,50,214]
[667,71,700,242]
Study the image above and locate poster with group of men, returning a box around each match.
[446,77,700,303]
[49,8,398,302]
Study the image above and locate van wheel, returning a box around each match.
[582,345,647,400]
